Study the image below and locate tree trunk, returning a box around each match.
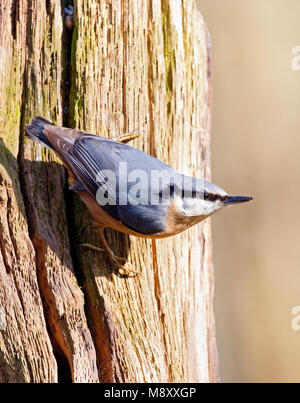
[0,0,218,383]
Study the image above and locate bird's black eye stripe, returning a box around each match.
[204,192,229,202]
[158,184,176,199]
[204,192,217,201]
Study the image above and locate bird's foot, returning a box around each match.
[113,132,141,144]
[110,257,141,278]
[80,243,104,253]
[80,243,140,278]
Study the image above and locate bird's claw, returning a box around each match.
[111,260,141,278]
[79,243,140,277]
[79,243,104,253]
[113,132,141,144]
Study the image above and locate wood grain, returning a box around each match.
[70,0,218,382]
[0,0,218,382]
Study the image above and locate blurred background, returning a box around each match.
[196,0,300,382]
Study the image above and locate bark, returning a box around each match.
[0,0,218,383]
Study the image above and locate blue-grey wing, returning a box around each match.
[69,136,175,234]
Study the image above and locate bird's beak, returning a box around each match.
[223,195,254,205]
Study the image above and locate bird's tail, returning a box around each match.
[25,116,54,149]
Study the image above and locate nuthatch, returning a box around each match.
[64,5,74,31]
[26,117,253,276]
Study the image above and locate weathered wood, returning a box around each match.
[70,0,218,382]
[0,0,218,382]
[0,0,57,382]
[19,0,99,383]
[0,0,98,383]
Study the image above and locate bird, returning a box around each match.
[25,116,253,276]
[64,5,74,31]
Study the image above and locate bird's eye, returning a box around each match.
[204,192,209,200]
